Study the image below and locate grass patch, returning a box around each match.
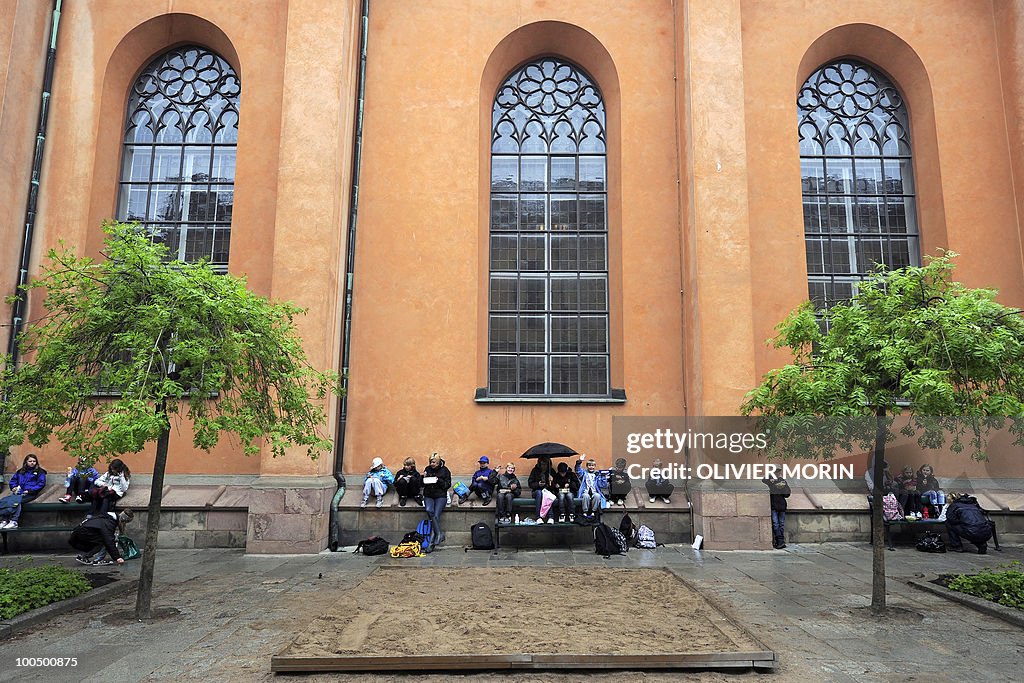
[0,563,92,619]
[946,561,1024,610]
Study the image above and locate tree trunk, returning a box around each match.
[135,401,169,620]
[870,407,888,613]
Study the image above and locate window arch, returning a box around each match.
[488,57,609,397]
[798,60,920,317]
[117,45,240,272]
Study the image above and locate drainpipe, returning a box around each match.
[329,0,369,551]
[7,0,62,365]
[2,0,62,478]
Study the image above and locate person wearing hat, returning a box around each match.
[361,457,394,508]
[465,456,498,505]
[393,457,423,507]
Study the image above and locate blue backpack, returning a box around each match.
[416,518,434,553]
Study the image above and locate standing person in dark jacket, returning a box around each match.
[763,473,791,549]
[494,463,522,524]
[466,456,498,505]
[945,493,992,554]
[528,456,557,522]
[0,454,47,529]
[69,511,126,566]
[421,454,451,546]
[552,462,580,523]
[393,457,423,507]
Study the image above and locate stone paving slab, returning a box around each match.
[0,542,1021,681]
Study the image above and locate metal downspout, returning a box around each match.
[2,0,62,477]
[329,0,369,551]
[6,0,61,365]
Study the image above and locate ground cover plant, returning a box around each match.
[946,561,1024,610]
[0,563,91,619]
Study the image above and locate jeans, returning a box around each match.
[496,491,515,517]
[557,491,574,517]
[946,522,990,551]
[9,491,39,523]
[922,490,945,506]
[423,495,446,545]
[770,509,786,542]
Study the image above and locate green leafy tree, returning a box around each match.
[743,253,1024,612]
[1,222,340,619]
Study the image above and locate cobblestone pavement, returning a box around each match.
[0,541,1021,682]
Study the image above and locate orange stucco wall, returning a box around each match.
[2,1,1023,481]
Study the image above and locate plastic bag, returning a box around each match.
[453,481,469,498]
[116,536,141,560]
[539,488,556,518]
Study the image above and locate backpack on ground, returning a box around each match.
[594,522,620,557]
[389,540,424,558]
[417,518,435,553]
[470,522,494,550]
[619,513,638,544]
[402,530,424,544]
[635,524,657,549]
[881,493,904,522]
[610,527,631,554]
[355,536,389,556]
[916,531,946,553]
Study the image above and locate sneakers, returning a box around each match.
[481,497,492,506]
[569,514,576,523]
[75,555,93,565]
[4,521,16,530]
[75,495,84,503]
[547,517,555,525]
[558,515,566,523]
[661,496,671,504]
[415,496,424,506]
[375,496,384,508]
[359,498,368,508]
[977,544,988,555]
[649,496,656,503]
[59,494,73,503]
[93,558,116,566]
[399,496,408,507]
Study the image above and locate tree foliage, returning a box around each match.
[1,221,340,464]
[743,253,1024,458]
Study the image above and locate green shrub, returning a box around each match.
[947,561,1024,610]
[0,564,92,619]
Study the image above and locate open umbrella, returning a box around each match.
[520,442,578,459]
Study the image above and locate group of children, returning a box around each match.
[0,453,133,565]
[867,461,946,519]
[359,453,676,526]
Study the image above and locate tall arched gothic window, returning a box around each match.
[488,57,609,397]
[117,46,240,272]
[798,60,919,319]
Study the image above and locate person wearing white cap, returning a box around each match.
[361,457,394,508]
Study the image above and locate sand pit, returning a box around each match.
[274,566,774,672]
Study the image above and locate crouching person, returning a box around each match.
[69,510,130,566]
[945,493,993,554]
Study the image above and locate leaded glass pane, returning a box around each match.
[488,57,610,397]
[117,45,239,272]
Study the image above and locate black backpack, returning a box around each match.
[355,536,389,556]
[402,530,424,544]
[470,522,495,550]
[619,513,638,544]
[916,531,946,553]
[594,522,621,557]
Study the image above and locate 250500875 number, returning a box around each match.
[15,658,78,667]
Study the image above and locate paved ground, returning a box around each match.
[0,541,1021,682]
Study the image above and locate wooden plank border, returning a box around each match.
[270,651,778,673]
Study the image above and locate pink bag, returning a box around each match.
[539,489,556,518]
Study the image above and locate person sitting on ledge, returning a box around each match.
[360,457,394,508]
[916,463,945,512]
[0,454,47,530]
[552,461,580,523]
[575,455,607,521]
[61,457,100,504]
[528,456,558,523]
[645,458,674,504]
[465,456,498,505]
[607,458,632,507]
[894,465,922,519]
[393,457,422,507]
[945,493,992,554]
[495,462,521,524]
